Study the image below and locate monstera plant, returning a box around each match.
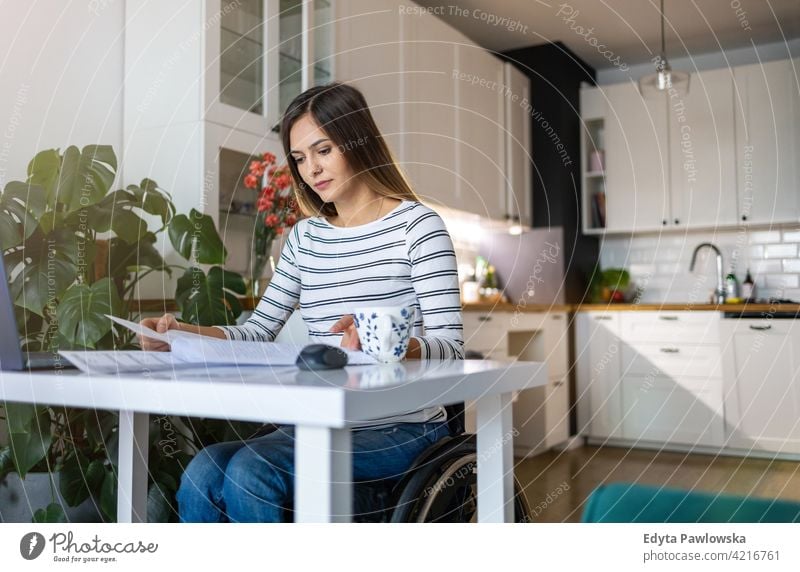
[0,145,258,522]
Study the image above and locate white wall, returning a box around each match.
[0,0,125,187]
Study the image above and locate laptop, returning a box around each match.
[0,255,75,371]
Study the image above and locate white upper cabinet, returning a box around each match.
[733,58,800,226]
[455,43,506,220]
[669,68,738,228]
[504,63,532,228]
[402,10,459,208]
[125,0,333,137]
[333,0,404,154]
[583,57,798,234]
[603,80,670,232]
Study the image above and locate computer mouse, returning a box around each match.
[295,343,348,370]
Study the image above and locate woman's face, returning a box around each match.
[289,114,354,203]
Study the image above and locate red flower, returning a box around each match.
[249,161,265,177]
[286,214,297,226]
[256,197,273,212]
[261,186,275,200]
[265,214,279,227]
[275,173,292,189]
[244,174,259,189]
[267,166,277,177]
[275,226,284,235]
[262,152,277,164]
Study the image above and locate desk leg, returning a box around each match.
[117,410,149,523]
[476,392,515,523]
[294,426,352,523]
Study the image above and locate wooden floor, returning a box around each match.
[514,444,800,522]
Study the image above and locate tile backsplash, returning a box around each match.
[600,225,800,303]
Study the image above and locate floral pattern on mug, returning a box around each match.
[352,306,415,363]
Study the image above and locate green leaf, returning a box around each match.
[86,189,150,243]
[50,145,117,212]
[59,450,92,506]
[8,408,52,478]
[131,179,174,225]
[6,228,81,316]
[0,446,15,480]
[0,181,45,250]
[147,481,174,523]
[168,210,226,264]
[99,468,117,522]
[32,502,67,523]
[175,266,246,326]
[56,278,122,348]
[27,149,61,200]
[4,402,37,433]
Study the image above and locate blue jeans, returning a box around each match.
[176,421,451,522]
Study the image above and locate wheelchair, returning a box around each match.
[349,401,532,523]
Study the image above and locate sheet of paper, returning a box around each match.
[59,350,181,374]
[105,314,200,344]
[170,337,378,366]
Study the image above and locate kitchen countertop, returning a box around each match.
[462,302,573,312]
[136,299,800,315]
[573,303,800,313]
[463,301,800,314]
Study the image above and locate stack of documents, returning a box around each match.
[58,315,377,375]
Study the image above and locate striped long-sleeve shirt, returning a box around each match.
[214,199,464,428]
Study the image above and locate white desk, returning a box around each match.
[0,359,546,523]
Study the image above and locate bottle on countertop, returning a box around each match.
[741,268,755,301]
[725,269,739,300]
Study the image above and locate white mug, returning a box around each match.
[352,306,415,363]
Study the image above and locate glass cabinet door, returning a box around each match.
[278,0,333,117]
[213,0,333,132]
[220,0,266,115]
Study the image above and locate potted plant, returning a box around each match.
[0,145,264,522]
[243,152,300,298]
[588,267,632,303]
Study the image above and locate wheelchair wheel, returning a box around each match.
[390,438,530,523]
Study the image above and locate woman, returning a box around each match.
[139,82,464,522]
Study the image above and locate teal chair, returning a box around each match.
[582,483,800,523]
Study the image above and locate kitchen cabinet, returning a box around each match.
[402,9,459,209]
[668,68,738,228]
[462,310,570,456]
[123,0,332,283]
[575,311,623,439]
[579,86,607,233]
[334,0,405,158]
[733,58,800,225]
[721,319,800,454]
[602,80,669,232]
[581,57,799,233]
[504,63,532,228]
[577,311,725,448]
[455,44,506,221]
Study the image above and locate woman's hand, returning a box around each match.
[138,313,180,351]
[330,314,361,351]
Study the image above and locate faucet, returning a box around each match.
[689,243,726,304]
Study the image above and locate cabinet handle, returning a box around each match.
[659,315,679,321]
[478,316,492,322]
[674,218,680,225]
[551,314,564,320]
[749,324,772,331]
[594,315,612,321]
[660,347,680,353]
[741,214,748,221]
[662,219,667,225]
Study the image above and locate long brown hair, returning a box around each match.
[280,82,419,218]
